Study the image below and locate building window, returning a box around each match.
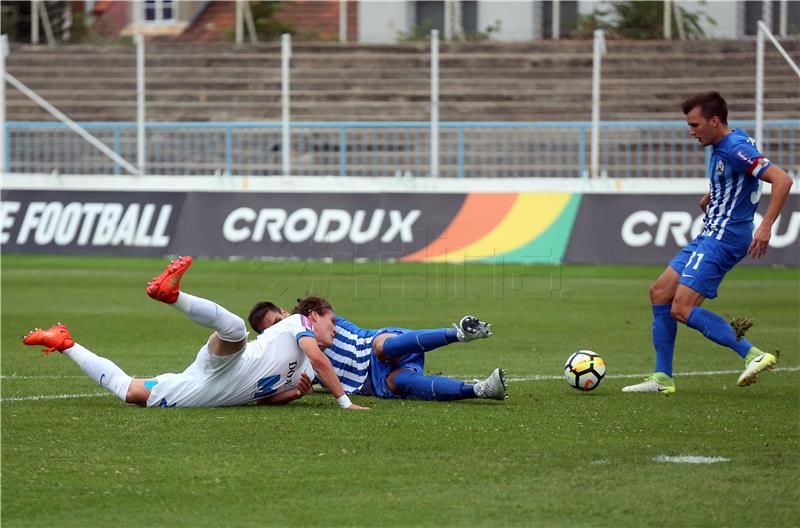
[144,0,175,24]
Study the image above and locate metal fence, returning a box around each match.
[6,120,799,178]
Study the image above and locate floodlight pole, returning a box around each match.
[1,35,7,175]
[136,34,146,175]
[663,0,672,39]
[235,0,243,44]
[282,33,291,176]
[590,29,606,179]
[755,21,765,151]
[430,29,439,178]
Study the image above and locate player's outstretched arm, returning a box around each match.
[298,336,369,410]
[256,372,314,406]
[749,165,793,259]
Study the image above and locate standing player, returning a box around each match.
[249,298,508,401]
[22,257,367,410]
[623,91,793,394]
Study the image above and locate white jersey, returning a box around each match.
[146,314,316,407]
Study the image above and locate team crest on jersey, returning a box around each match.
[715,160,725,176]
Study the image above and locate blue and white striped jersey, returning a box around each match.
[323,316,380,393]
[702,128,772,244]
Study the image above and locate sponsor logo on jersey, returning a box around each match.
[0,200,172,247]
[222,207,421,245]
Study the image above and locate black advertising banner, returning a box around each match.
[0,190,466,260]
[564,194,800,266]
[0,190,186,257]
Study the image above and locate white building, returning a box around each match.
[358,1,799,43]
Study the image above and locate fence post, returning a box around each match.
[281,33,292,176]
[430,29,439,178]
[135,34,146,175]
[0,35,7,175]
[591,29,605,178]
[339,126,347,176]
[755,20,765,151]
[457,127,464,178]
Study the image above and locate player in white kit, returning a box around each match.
[22,257,368,411]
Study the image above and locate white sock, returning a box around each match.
[171,292,247,342]
[62,343,133,402]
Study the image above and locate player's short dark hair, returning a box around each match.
[248,301,282,333]
[292,296,333,316]
[682,91,728,124]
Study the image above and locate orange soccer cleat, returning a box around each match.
[146,256,193,304]
[22,323,75,354]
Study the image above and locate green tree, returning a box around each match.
[577,1,716,39]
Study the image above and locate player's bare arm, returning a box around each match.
[749,165,793,259]
[256,372,314,406]
[297,335,369,410]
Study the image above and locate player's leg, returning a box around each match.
[386,367,507,401]
[374,316,492,363]
[146,256,247,357]
[22,324,143,404]
[673,238,777,386]
[623,255,686,393]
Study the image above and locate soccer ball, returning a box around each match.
[564,350,606,391]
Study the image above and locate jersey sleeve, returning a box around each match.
[731,142,772,179]
[285,313,315,343]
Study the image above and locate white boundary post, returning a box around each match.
[136,34,146,175]
[32,0,40,45]
[282,33,291,177]
[552,0,560,40]
[590,29,605,179]
[235,0,243,45]
[430,29,439,178]
[755,21,765,151]
[779,0,788,37]
[1,35,7,175]
[339,0,347,43]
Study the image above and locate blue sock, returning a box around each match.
[652,304,677,377]
[391,370,475,401]
[686,307,752,358]
[381,329,459,360]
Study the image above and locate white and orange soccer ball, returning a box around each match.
[564,350,606,391]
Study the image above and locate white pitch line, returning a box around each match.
[467,366,800,383]
[2,367,798,403]
[1,391,110,402]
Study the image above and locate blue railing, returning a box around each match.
[5,120,799,178]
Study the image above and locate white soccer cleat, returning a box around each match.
[454,315,493,342]
[474,368,508,400]
[737,350,777,387]
[622,373,675,394]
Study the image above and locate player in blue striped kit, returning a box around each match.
[249,298,508,401]
[624,91,793,394]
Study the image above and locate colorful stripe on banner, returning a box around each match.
[402,192,580,264]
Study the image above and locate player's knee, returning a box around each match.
[218,316,248,343]
[386,368,414,394]
[125,379,150,407]
[670,303,691,324]
[650,282,670,303]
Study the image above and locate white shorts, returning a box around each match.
[145,341,247,408]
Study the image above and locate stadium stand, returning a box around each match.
[5,39,799,123]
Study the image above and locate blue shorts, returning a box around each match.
[359,327,425,399]
[669,235,748,299]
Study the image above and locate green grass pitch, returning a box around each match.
[2,255,798,527]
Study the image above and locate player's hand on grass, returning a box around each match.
[296,372,314,397]
[748,223,771,259]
